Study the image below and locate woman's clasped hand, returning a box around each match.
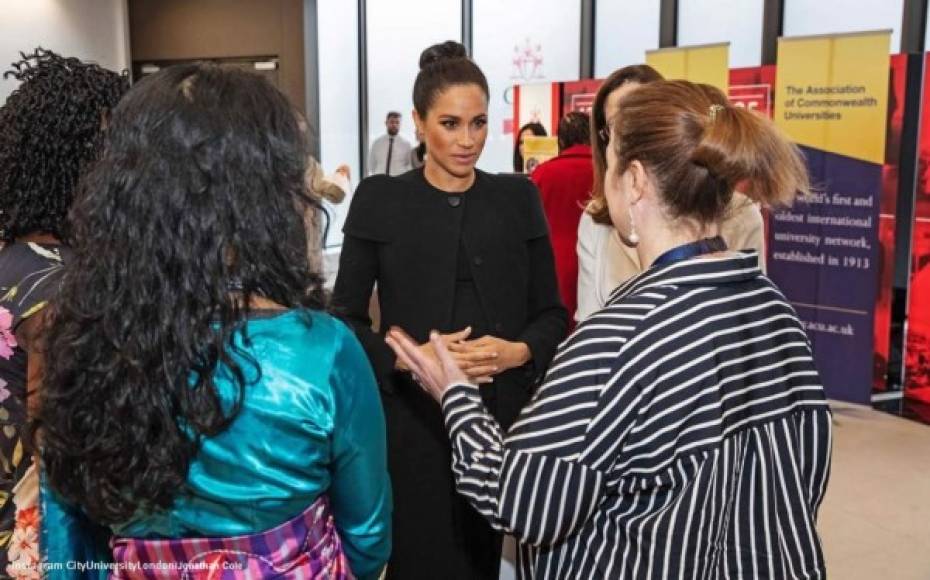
[388,326,531,394]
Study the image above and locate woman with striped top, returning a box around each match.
[386,79,832,579]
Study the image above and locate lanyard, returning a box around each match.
[651,236,728,268]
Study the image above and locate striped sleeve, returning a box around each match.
[441,384,605,547]
[439,298,654,548]
[797,408,833,518]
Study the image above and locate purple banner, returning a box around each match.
[766,145,882,404]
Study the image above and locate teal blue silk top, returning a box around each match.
[44,310,391,579]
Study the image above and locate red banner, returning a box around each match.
[560,79,603,117]
[904,55,930,416]
[873,54,909,394]
[729,65,776,117]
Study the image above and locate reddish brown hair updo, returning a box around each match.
[603,80,809,224]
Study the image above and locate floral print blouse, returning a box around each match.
[0,241,69,579]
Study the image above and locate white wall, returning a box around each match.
[0,0,130,104]
[678,0,764,68]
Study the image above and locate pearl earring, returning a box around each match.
[628,206,640,245]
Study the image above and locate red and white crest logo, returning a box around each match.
[511,38,544,81]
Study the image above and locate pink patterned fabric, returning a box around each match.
[110,495,353,579]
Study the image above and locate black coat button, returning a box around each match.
[473,256,483,266]
[448,196,462,207]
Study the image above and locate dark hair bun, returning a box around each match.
[413,41,488,116]
[419,41,468,70]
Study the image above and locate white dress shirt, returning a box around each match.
[368,134,413,176]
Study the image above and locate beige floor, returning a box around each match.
[500,400,930,579]
[819,401,930,579]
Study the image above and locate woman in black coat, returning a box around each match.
[332,41,568,579]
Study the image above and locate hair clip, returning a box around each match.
[708,104,725,122]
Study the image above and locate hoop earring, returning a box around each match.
[628,206,640,245]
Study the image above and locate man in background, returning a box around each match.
[368,111,412,176]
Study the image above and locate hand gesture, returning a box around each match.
[392,326,471,371]
[386,328,469,402]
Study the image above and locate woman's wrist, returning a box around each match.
[511,341,531,366]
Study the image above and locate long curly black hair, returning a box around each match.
[34,63,326,525]
[0,48,128,242]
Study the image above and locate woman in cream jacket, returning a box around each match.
[575,65,765,322]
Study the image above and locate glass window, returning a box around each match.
[678,0,764,68]
[784,0,903,53]
[595,0,661,78]
[473,0,581,174]
[317,0,361,248]
[366,0,461,172]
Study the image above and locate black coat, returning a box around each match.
[331,168,568,579]
[332,168,567,402]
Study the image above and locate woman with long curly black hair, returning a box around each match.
[0,48,127,576]
[34,64,390,579]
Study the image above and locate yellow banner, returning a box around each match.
[646,43,729,93]
[523,136,559,173]
[775,31,890,164]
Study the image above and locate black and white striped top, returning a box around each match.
[441,252,832,579]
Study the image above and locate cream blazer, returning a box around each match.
[575,193,765,322]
